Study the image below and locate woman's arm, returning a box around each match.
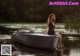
[45,18,49,34]
[45,24,48,34]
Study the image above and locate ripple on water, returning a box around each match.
[69,49,80,56]
[0,35,11,39]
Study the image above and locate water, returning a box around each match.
[0,23,65,30]
[0,38,80,56]
[0,23,80,56]
[0,35,11,39]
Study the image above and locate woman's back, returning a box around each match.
[48,21,55,35]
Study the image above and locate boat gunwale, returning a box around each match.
[15,32,56,38]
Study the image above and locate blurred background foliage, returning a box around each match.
[0,0,80,23]
[0,0,80,32]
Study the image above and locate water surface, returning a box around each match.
[0,23,80,56]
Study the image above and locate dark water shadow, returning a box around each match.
[12,41,63,56]
[0,26,18,35]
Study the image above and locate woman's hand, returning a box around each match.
[55,32,61,37]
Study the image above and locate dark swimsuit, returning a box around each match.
[48,21,55,35]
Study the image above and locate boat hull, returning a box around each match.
[11,32,57,49]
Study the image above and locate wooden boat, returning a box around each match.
[11,32,58,49]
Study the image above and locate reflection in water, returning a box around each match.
[63,36,80,48]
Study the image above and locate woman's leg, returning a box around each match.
[58,35,62,48]
[53,37,59,48]
[55,32,62,48]
[56,33,63,56]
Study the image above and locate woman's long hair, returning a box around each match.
[47,14,56,25]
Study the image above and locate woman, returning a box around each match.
[46,14,63,51]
